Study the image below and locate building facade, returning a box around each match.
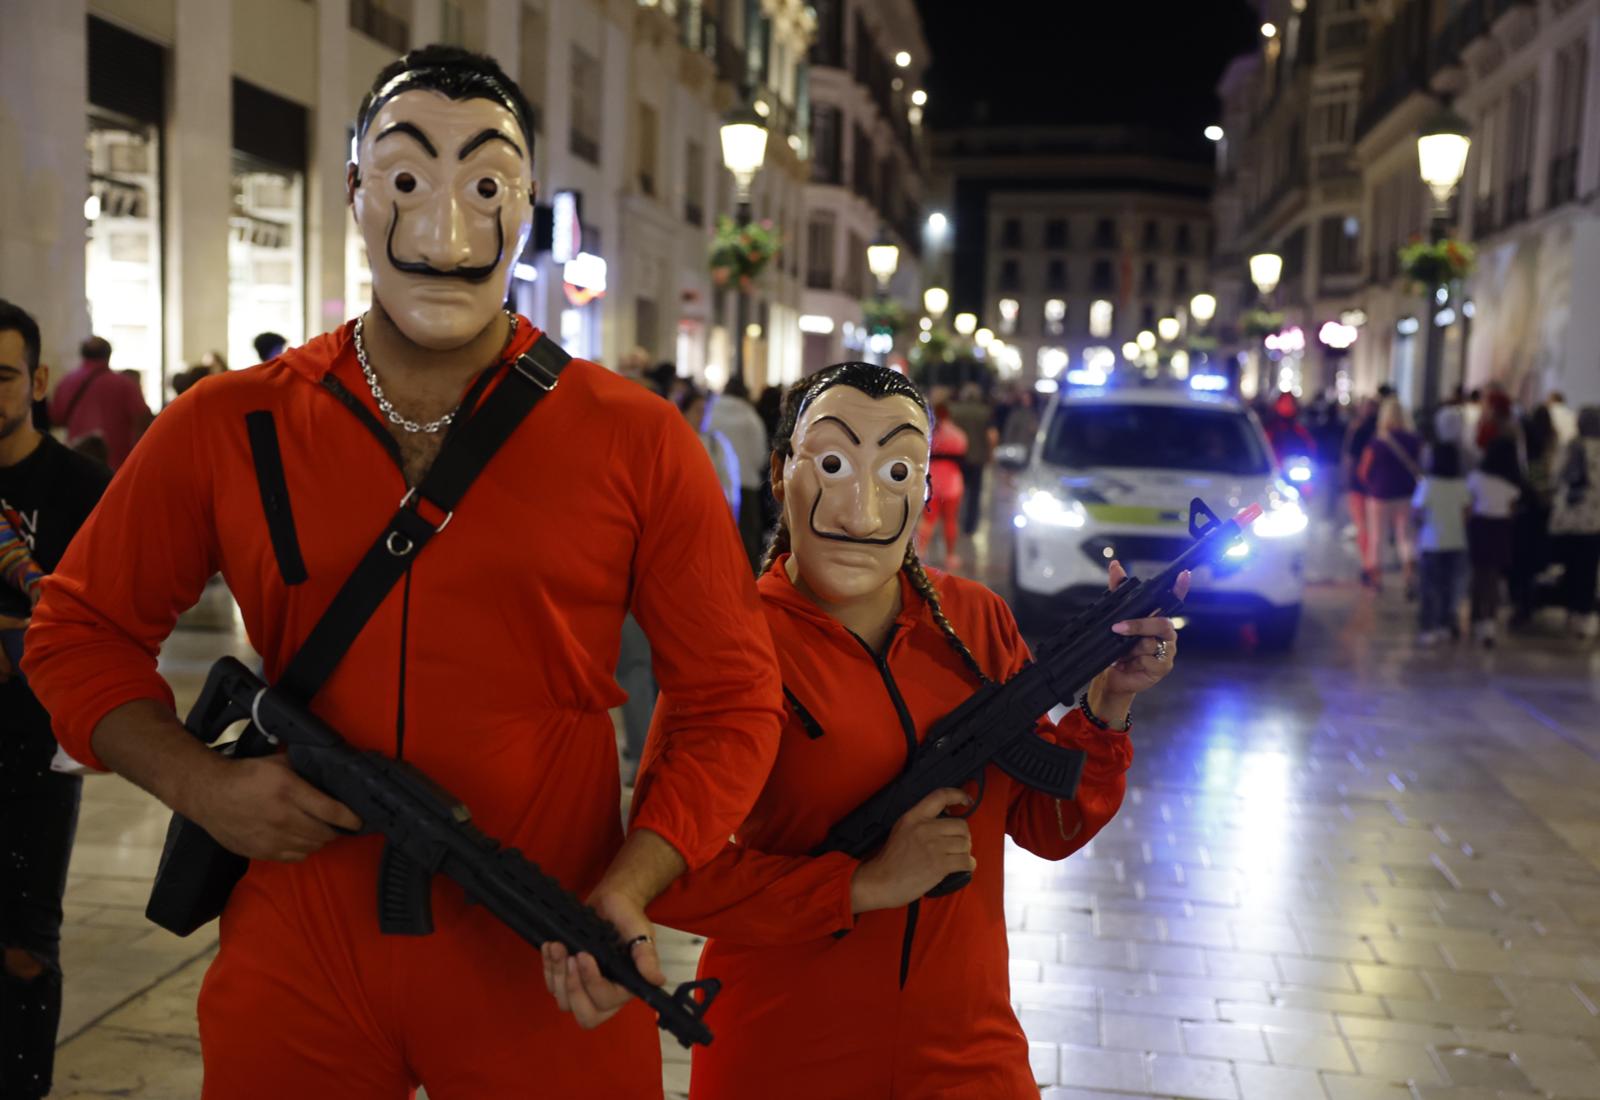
[0,0,812,408]
[930,127,1214,386]
[1210,0,1600,412]
[797,0,928,373]
[1210,0,1372,402]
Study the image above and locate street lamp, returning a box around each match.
[867,228,901,293]
[1189,293,1217,326]
[953,312,977,336]
[974,327,994,349]
[1121,340,1141,362]
[1157,316,1181,343]
[922,286,949,321]
[720,96,769,390]
[1136,329,1157,352]
[1249,252,1283,297]
[1416,103,1472,410]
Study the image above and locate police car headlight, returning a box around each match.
[1253,499,1309,538]
[1019,489,1087,528]
[1286,457,1313,483]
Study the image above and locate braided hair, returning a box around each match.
[762,362,991,686]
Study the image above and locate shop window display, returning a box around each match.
[229,154,304,369]
[85,112,163,408]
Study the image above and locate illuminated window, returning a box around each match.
[1044,298,1065,337]
[998,297,1019,335]
[1089,299,1114,338]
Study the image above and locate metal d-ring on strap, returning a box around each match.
[386,487,455,557]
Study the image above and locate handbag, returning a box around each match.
[146,335,570,935]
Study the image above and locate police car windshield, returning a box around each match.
[1042,404,1271,475]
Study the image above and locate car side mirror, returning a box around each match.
[995,443,1029,471]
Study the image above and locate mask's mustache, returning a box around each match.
[385,202,504,282]
[808,491,909,546]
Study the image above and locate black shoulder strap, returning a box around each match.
[60,368,108,427]
[277,334,571,702]
[245,412,309,585]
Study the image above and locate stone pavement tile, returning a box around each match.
[1318,1075,1412,1100]
[1153,974,1273,1004]
[1438,942,1521,976]
[1013,980,1103,1010]
[1163,918,1237,949]
[53,1025,204,1098]
[1028,906,1099,935]
[1021,1005,1103,1046]
[1146,1053,1240,1100]
[1233,1061,1326,1100]
[1408,1086,1543,1100]
[1043,963,1157,995]
[1040,1089,1158,1100]
[1366,938,1449,969]
[1432,1048,1536,1091]
[1134,943,1210,977]
[1264,1030,1358,1073]
[1031,1042,1061,1086]
[1422,972,1515,1009]
[1276,956,1361,992]
[1218,1001,1340,1035]
[661,1061,690,1096]
[1516,1063,1600,1099]
[1057,1044,1149,1092]
[1180,1022,1270,1063]
[1102,991,1220,1022]
[1296,933,1383,965]
[1453,1027,1598,1064]
[1343,1036,1446,1084]
[1350,962,1433,1000]
[1012,930,1066,962]
[1230,923,1303,954]
[1103,1012,1184,1054]
[1382,996,1516,1030]
[1062,935,1139,969]
[1205,950,1280,983]
[1269,986,1390,1017]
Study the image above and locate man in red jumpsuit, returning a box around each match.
[23,46,782,1098]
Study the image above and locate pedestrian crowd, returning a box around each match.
[1264,380,1600,648]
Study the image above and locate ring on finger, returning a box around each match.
[1154,639,1169,662]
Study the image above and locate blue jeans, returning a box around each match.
[1418,550,1464,632]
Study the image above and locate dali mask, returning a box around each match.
[779,385,931,605]
[350,86,534,350]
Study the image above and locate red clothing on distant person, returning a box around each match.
[49,359,151,469]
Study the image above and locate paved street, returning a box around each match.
[45,496,1600,1099]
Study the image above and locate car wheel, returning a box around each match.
[1256,604,1301,652]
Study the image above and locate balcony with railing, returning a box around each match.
[1549,149,1579,208]
[1504,172,1530,226]
[1474,192,1498,236]
[349,0,408,50]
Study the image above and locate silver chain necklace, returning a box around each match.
[353,310,516,435]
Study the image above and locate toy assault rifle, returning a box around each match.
[812,497,1261,897]
[167,657,720,1047]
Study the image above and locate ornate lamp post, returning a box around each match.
[1416,104,1472,410]
[719,97,769,389]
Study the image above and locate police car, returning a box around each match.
[1006,381,1308,649]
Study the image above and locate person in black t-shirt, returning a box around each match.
[0,299,110,1100]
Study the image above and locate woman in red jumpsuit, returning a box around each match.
[630,363,1186,1098]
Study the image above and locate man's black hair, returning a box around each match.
[356,45,536,157]
[253,331,287,361]
[0,299,41,377]
[1427,441,1462,478]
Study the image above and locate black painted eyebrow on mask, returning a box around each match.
[814,415,861,445]
[375,122,438,157]
[457,129,524,160]
[877,423,926,446]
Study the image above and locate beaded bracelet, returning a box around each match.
[1077,691,1132,733]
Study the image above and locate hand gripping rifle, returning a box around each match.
[177,657,721,1047]
[811,497,1262,898]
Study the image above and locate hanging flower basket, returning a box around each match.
[1399,236,1475,290]
[861,297,908,337]
[709,216,782,290]
[1240,309,1285,339]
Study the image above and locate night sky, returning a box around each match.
[914,1,1262,150]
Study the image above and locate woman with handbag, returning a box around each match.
[1357,397,1424,594]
